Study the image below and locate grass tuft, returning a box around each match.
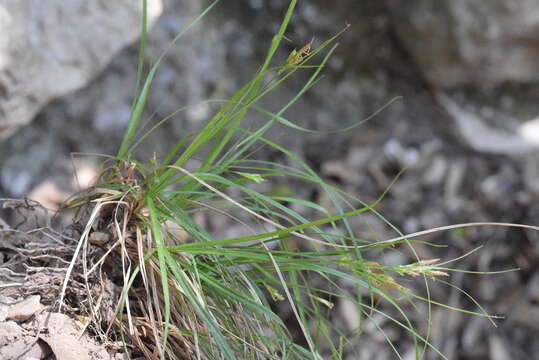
[58,1,539,359]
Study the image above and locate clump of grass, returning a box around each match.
[59,1,538,359]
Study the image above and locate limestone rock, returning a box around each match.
[0,0,162,138]
[387,0,539,87]
[6,295,42,322]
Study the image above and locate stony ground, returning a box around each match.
[2,1,539,359]
[2,125,539,359]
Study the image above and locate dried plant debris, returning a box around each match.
[0,199,124,359]
[1,172,209,359]
[0,311,115,360]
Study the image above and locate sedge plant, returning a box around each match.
[60,1,539,359]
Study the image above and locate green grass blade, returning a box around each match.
[118,1,220,159]
[145,197,171,357]
[118,67,157,159]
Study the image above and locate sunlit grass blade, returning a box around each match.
[118,1,221,159]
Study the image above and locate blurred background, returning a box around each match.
[1,1,539,358]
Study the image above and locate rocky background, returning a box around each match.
[1,1,539,359]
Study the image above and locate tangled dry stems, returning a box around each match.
[62,161,212,359]
[1,162,214,359]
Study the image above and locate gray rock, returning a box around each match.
[387,0,539,88]
[489,335,512,360]
[437,93,539,155]
[421,156,447,186]
[0,0,162,138]
[6,295,42,322]
[383,139,420,168]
